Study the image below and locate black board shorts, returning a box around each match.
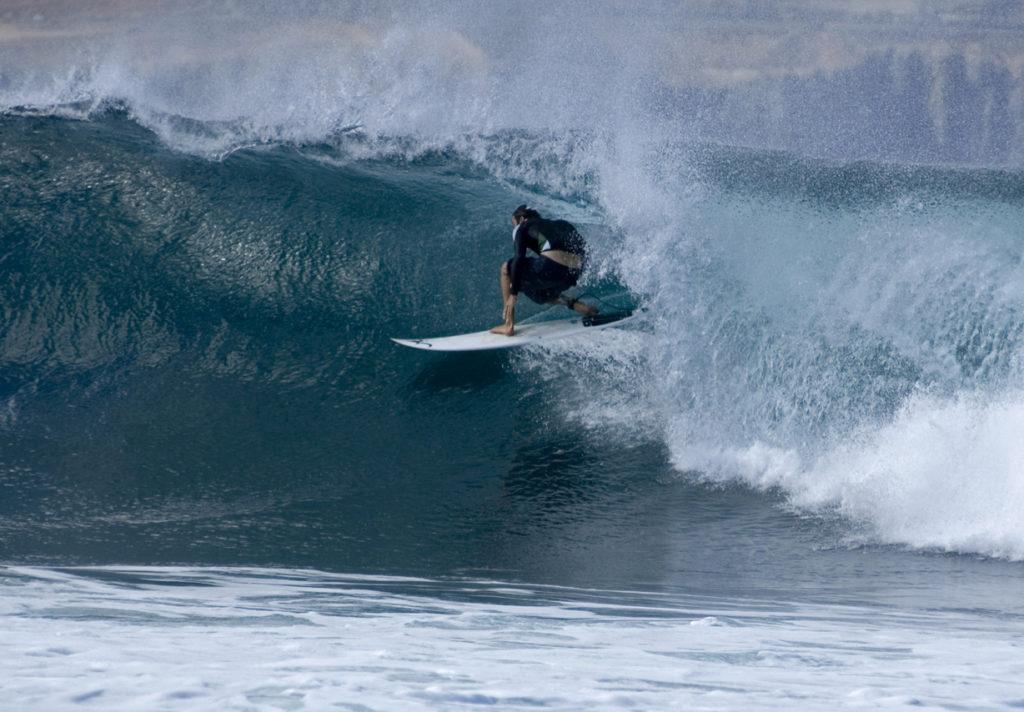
[508,255,581,304]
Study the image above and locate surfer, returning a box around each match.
[490,205,598,336]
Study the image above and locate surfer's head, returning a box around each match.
[512,204,541,224]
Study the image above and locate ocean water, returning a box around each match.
[3,2,1024,710]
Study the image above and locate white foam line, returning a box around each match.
[4,566,1024,711]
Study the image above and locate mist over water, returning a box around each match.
[4,0,1024,164]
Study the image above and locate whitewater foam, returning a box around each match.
[802,390,1024,559]
[5,566,1024,711]
[544,153,1024,561]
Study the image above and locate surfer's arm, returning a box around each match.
[508,225,535,295]
[490,257,518,336]
[503,292,516,323]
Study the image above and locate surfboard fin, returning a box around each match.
[583,310,633,327]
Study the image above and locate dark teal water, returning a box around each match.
[0,111,657,579]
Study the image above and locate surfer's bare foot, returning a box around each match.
[569,299,599,317]
[490,323,515,336]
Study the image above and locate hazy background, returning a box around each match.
[2,0,1023,165]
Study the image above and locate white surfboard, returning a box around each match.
[392,311,638,352]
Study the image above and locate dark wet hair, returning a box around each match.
[512,204,541,221]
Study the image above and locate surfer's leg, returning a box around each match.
[560,295,599,317]
[529,258,597,317]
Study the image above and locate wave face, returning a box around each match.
[3,2,1024,581]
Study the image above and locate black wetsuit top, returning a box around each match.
[509,218,586,295]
